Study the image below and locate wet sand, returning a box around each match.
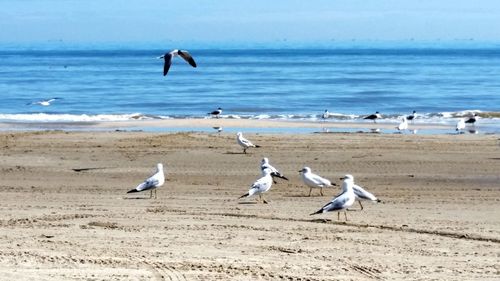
[0,130,499,280]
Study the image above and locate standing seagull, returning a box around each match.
[465,113,478,125]
[209,107,223,118]
[239,168,273,204]
[321,109,330,121]
[28,98,61,106]
[396,117,408,133]
[158,49,197,76]
[364,111,382,123]
[261,157,288,183]
[407,110,417,123]
[339,175,380,210]
[126,163,165,199]
[310,174,356,221]
[237,132,260,154]
[299,167,336,196]
[456,118,466,134]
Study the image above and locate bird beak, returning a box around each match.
[298,170,303,173]
[339,177,346,180]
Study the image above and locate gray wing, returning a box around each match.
[136,176,160,191]
[178,50,197,67]
[322,194,350,212]
[163,53,173,76]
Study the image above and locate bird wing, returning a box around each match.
[178,50,197,67]
[163,53,173,76]
[364,114,375,119]
[309,174,331,187]
[136,171,162,191]
[353,184,377,201]
[240,137,254,147]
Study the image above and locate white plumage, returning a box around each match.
[237,132,260,153]
[310,174,356,221]
[299,167,336,196]
[239,168,273,203]
[127,163,165,199]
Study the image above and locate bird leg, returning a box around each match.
[243,148,247,154]
[344,211,348,221]
[358,201,364,210]
[308,188,312,197]
[150,190,153,199]
[320,187,324,196]
[154,189,157,199]
[337,212,340,221]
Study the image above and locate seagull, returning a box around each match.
[396,117,408,133]
[465,113,478,125]
[126,163,165,199]
[310,174,356,221]
[261,157,288,183]
[456,118,466,134]
[364,111,382,123]
[239,168,273,204]
[299,167,336,196]
[158,49,197,76]
[213,126,223,133]
[406,110,417,122]
[237,132,260,154]
[28,98,61,106]
[322,109,330,121]
[339,175,381,210]
[209,107,222,118]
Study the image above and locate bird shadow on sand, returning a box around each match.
[122,197,154,200]
[284,194,328,198]
[237,201,260,205]
[224,151,247,155]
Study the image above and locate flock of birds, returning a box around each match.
[126,133,381,221]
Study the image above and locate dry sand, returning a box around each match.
[0,129,499,280]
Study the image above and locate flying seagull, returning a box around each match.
[310,174,356,221]
[236,132,260,154]
[299,167,336,196]
[127,163,165,199]
[158,49,197,76]
[28,98,61,106]
[364,111,382,123]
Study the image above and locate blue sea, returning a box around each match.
[0,45,499,132]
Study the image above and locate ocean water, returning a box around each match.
[0,46,499,131]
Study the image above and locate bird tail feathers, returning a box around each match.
[127,189,139,194]
[310,209,324,216]
[239,193,249,199]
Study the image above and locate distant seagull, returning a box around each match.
[370,128,381,134]
[310,174,356,221]
[158,49,197,76]
[237,132,260,154]
[465,113,478,125]
[364,111,382,123]
[239,168,273,204]
[209,107,222,118]
[299,167,336,196]
[321,109,330,121]
[213,126,223,133]
[28,98,61,106]
[261,157,288,183]
[126,163,165,199]
[396,117,408,133]
[339,175,380,210]
[456,118,466,134]
[406,110,417,122]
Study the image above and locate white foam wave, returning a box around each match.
[0,113,152,122]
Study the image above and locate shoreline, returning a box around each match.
[0,118,494,134]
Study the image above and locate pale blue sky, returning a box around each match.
[1,0,500,46]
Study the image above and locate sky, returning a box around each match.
[1,0,500,47]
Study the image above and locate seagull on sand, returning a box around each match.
[261,157,288,183]
[209,107,222,118]
[158,49,197,76]
[299,167,336,196]
[406,110,417,122]
[341,175,381,210]
[239,168,273,204]
[364,111,382,123]
[396,117,408,133]
[237,132,260,153]
[28,98,61,106]
[126,163,165,199]
[310,174,356,221]
[322,109,330,120]
[456,118,466,134]
[465,113,478,125]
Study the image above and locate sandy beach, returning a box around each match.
[0,127,499,280]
